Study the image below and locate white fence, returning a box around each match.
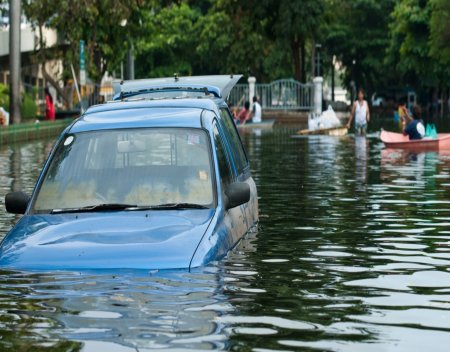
[229,79,314,110]
[25,78,314,114]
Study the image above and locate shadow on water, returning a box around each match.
[1,126,450,351]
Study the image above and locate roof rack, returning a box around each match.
[113,74,242,101]
[116,85,221,101]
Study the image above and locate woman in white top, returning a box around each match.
[247,96,262,124]
[346,89,370,135]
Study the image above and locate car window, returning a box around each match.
[33,128,214,212]
[213,123,233,188]
[219,108,248,172]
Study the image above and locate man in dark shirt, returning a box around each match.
[402,105,425,140]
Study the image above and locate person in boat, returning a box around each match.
[346,88,370,135]
[246,96,262,124]
[402,104,425,140]
[236,101,250,124]
[228,102,237,120]
[397,98,408,131]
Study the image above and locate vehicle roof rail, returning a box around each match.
[113,74,242,101]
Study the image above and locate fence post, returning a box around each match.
[248,76,256,105]
[313,77,323,115]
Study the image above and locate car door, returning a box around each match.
[213,119,256,248]
[218,107,258,228]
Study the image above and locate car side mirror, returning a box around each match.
[225,182,250,210]
[5,191,30,214]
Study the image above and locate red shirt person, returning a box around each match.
[236,101,250,124]
[45,87,55,121]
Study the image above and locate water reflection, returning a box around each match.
[1,131,450,351]
[355,136,368,186]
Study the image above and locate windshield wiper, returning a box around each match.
[51,203,138,214]
[129,203,209,210]
[50,203,209,214]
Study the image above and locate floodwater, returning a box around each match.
[1,124,450,351]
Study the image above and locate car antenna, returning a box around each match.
[174,73,179,82]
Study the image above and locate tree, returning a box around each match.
[261,0,325,83]
[429,0,450,113]
[135,0,322,83]
[387,0,436,86]
[386,0,449,112]
[429,0,450,66]
[24,0,146,103]
[323,0,396,95]
[135,1,268,80]
[23,0,71,107]
[135,2,203,78]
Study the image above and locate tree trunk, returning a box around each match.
[445,87,449,116]
[37,25,71,109]
[300,41,306,84]
[331,60,335,102]
[291,37,302,82]
[91,47,105,106]
[41,64,71,109]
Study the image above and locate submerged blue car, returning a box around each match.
[1,75,258,270]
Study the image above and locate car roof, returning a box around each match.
[69,98,221,133]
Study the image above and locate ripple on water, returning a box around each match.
[361,291,450,309]
[312,251,353,257]
[345,270,450,291]
[349,308,450,331]
[216,316,319,331]
[78,311,123,319]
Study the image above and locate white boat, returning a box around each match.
[237,120,275,130]
[297,126,348,136]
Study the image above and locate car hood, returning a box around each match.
[0,209,214,270]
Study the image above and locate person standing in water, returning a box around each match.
[247,96,262,124]
[45,87,55,121]
[346,88,370,135]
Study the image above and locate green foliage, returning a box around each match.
[135,0,324,82]
[136,2,201,77]
[429,0,450,66]
[24,0,146,84]
[323,0,396,94]
[20,0,450,102]
[388,0,434,82]
[21,93,37,120]
[0,84,8,111]
[386,0,449,96]
[0,84,37,119]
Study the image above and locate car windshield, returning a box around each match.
[33,128,214,213]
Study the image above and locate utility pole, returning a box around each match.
[9,0,21,124]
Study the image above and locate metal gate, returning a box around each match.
[228,79,313,111]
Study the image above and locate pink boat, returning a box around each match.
[380,130,450,150]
